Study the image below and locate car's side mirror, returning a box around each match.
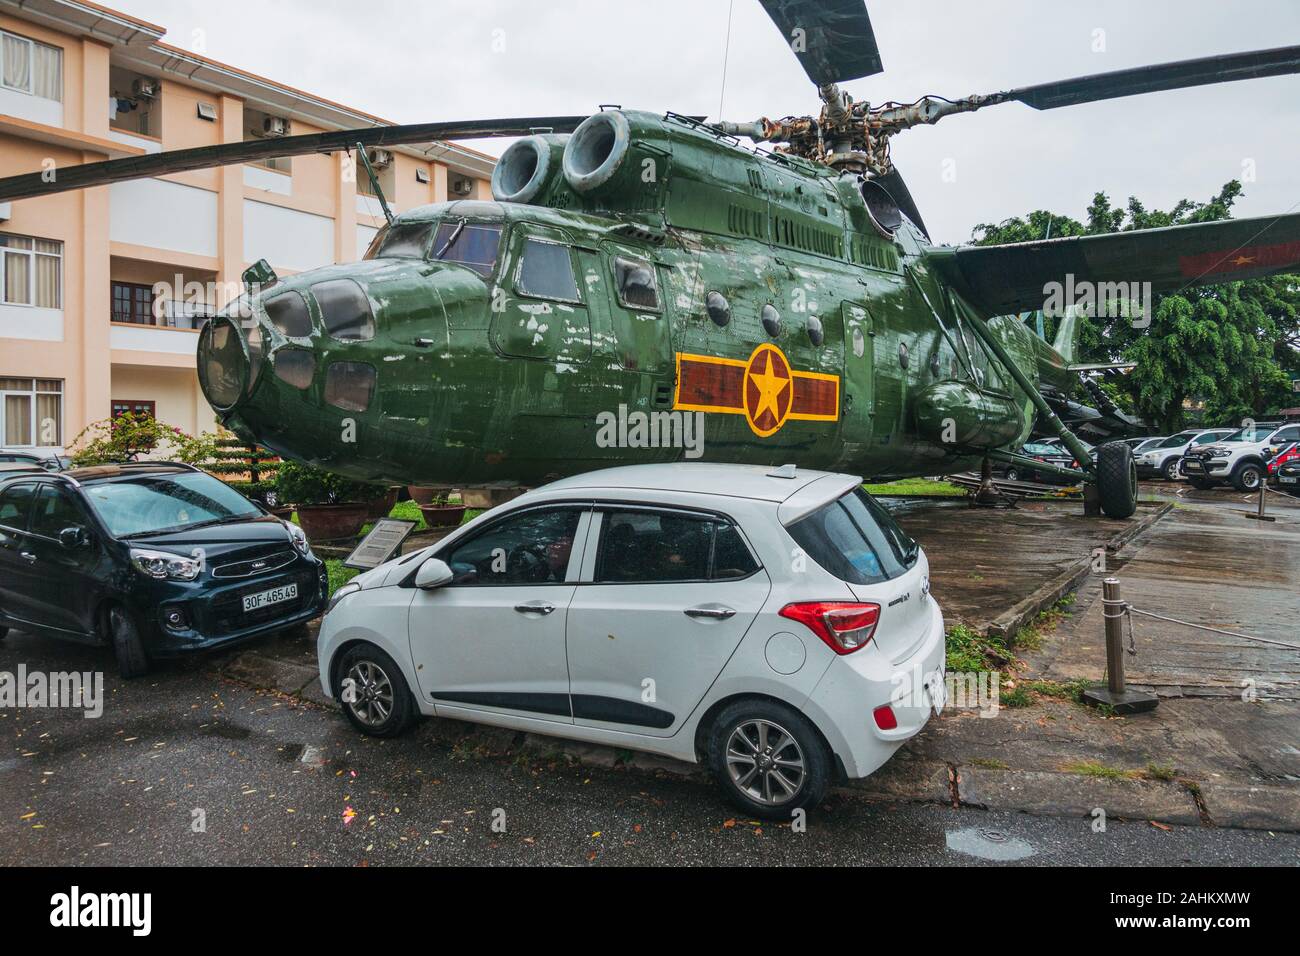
[415,558,454,590]
[59,526,88,549]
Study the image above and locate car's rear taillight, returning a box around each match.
[779,601,881,655]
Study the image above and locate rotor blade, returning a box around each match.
[758,0,883,85]
[0,117,589,203]
[1007,44,1300,110]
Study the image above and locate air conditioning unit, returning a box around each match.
[366,148,393,169]
[450,177,474,196]
[262,116,290,137]
[132,77,159,100]
[0,202,10,223]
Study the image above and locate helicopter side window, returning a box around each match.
[431,221,503,278]
[613,257,661,312]
[324,362,376,413]
[516,239,580,302]
[365,221,434,260]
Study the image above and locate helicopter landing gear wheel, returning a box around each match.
[1096,442,1139,519]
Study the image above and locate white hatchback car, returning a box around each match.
[317,463,946,816]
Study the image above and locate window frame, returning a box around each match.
[1,232,63,309]
[27,481,90,543]
[110,280,156,325]
[429,219,505,278]
[1,30,61,101]
[587,503,762,586]
[513,236,582,305]
[433,502,593,588]
[611,255,662,313]
[0,377,63,448]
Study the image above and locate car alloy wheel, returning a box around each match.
[725,718,806,806]
[1237,466,1261,491]
[345,659,395,728]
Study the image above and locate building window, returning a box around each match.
[1,31,62,101]
[0,378,63,447]
[0,233,61,308]
[111,281,156,324]
[111,399,156,421]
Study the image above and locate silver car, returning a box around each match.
[317,463,946,817]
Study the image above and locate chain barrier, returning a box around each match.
[1122,603,1300,651]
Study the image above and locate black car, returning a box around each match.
[0,462,328,677]
[0,448,69,471]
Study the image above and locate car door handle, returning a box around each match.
[19,551,37,564]
[515,601,556,616]
[685,605,736,621]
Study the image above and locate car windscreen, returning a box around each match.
[786,488,919,585]
[1222,425,1276,443]
[83,472,263,539]
[1158,432,1197,448]
[431,220,503,277]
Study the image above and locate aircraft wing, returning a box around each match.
[928,212,1300,317]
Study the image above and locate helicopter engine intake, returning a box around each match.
[563,111,632,193]
[490,134,567,204]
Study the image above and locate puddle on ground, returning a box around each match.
[945,826,1035,862]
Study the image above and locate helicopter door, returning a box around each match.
[490,225,592,363]
[598,242,672,376]
[841,301,875,446]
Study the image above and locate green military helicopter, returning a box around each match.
[5,1,1300,519]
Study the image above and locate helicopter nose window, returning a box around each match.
[273,348,316,390]
[312,279,375,342]
[613,257,661,312]
[265,291,312,338]
[324,362,376,413]
[431,221,502,277]
[517,239,579,302]
[365,221,434,260]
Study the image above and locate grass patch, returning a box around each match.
[325,559,361,596]
[1061,760,1179,782]
[1000,684,1034,708]
[971,757,1010,770]
[1019,678,1093,703]
[945,624,999,673]
[864,478,965,497]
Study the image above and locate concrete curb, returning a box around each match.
[985,502,1173,640]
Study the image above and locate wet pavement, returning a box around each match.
[3,479,1298,865]
[1,650,1296,866]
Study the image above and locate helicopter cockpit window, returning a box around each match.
[613,257,661,312]
[516,239,580,302]
[313,279,375,342]
[265,291,312,338]
[431,221,503,278]
[365,221,434,260]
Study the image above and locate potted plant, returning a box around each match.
[417,491,467,528]
[406,485,438,506]
[368,487,400,519]
[275,460,385,542]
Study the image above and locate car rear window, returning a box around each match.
[786,488,919,585]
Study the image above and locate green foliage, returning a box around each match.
[973,181,1300,431]
[863,478,965,497]
[274,459,387,506]
[70,413,217,467]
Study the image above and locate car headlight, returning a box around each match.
[285,520,312,557]
[325,581,361,615]
[130,548,202,581]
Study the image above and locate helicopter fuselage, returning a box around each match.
[200,111,1067,487]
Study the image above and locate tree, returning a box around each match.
[972,182,1300,432]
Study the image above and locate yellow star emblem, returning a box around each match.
[750,353,791,423]
[1232,255,1257,266]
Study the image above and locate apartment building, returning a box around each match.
[0,0,494,450]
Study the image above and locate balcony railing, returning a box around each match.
[111,298,213,331]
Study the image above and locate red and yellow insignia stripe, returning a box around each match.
[674,343,840,438]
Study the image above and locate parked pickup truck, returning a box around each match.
[1181,421,1300,491]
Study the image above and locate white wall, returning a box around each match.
[0,304,62,341]
[244,164,291,196]
[357,224,379,262]
[0,87,61,127]
[109,325,199,356]
[243,199,333,273]
[110,179,218,257]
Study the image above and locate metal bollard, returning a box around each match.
[1083,578,1158,715]
[1245,479,1275,522]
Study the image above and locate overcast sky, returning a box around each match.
[109,0,1300,245]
